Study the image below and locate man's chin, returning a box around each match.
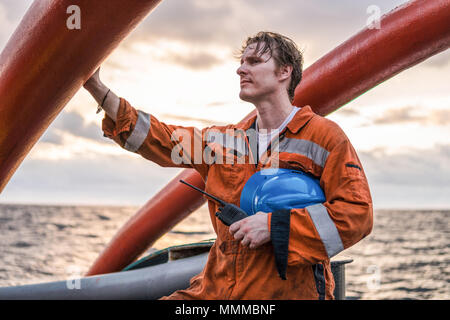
[239,91,254,103]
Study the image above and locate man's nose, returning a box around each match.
[236,64,247,76]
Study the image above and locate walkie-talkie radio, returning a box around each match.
[179,180,248,226]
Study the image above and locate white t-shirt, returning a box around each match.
[255,106,300,160]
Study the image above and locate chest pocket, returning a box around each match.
[204,142,248,205]
[278,155,315,176]
[277,137,329,178]
[205,129,248,164]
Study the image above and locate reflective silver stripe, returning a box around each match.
[205,131,247,156]
[306,203,344,258]
[279,138,329,168]
[124,110,151,152]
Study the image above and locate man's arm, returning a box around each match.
[83,68,120,121]
[82,67,210,180]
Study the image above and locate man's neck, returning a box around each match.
[254,93,294,130]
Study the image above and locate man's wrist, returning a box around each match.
[84,81,109,105]
[84,78,104,93]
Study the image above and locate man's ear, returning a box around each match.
[278,64,293,82]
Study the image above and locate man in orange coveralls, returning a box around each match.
[84,31,373,300]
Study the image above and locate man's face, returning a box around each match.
[236,42,282,103]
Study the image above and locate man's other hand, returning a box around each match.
[229,212,270,249]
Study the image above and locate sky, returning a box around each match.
[0,0,449,209]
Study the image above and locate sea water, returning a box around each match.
[0,204,448,299]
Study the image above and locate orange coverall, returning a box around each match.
[102,98,373,300]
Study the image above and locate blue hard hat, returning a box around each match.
[239,168,325,215]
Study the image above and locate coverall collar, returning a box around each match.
[237,105,316,134]
[285,105,316,133]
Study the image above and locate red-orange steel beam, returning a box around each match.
[0,0,162,192]
[86,169,206,276]
[87,0,450,275]
[292,0,450,116]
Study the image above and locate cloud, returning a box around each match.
[0,0,33,49]
[0,3,14,49]
[360,144,450,187]
[4,137,450,208]
[134,0,238,46]
[160,113,227,127]
[55,111,102,142]
[422,49,450,68]
[372,107,422,125]
[206,101,227,107]
[39,111,107,145]
[1,0,414,68]
[131,0,408,60]
[359,144,450,208]
[6,143,450,208]
[1,0,413,74]
[39,129,65,145]
[334,107,360,117]
[3,153,181,206]
[0,0,33,22]
[158,50,224,70]
[428,109,450,126]
[372,107,450,126]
